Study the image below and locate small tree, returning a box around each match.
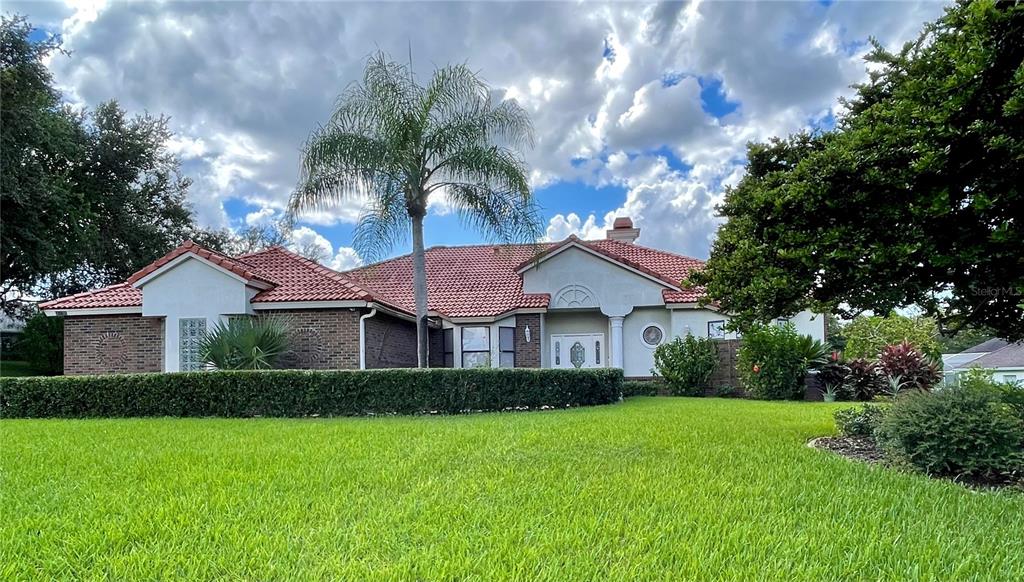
[843,314,939,360]
[737,323,812,400]
[652,335,718,396]
[15,313,63,375]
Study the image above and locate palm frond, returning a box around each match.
[199,316,292,370]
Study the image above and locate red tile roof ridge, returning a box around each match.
[248,246,375,301]
[591,238,707,266]
[125,240,278,287]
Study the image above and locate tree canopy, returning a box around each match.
[291,52,541,365]
[691,0,1024,341]
[1,15,222,315]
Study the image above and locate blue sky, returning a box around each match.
[14,0,947,269]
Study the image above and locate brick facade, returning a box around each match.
[261,308,361,370]
[515,314,541,368]
[364,312,418,369]
[64,314,164,375]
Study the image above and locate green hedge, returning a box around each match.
[0,368,623,418]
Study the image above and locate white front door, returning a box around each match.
[550,333,605,369]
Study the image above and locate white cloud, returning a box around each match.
[23,0,949,259]
[244,206,277,226]
[288,226,333,263]
[544,212,609,242]
[287,226,363,271]
[330,247,364,271]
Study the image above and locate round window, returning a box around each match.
[642,325,664,347]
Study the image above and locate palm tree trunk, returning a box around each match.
[410,214,430,367]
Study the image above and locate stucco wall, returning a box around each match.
[669,308,826,342]
[622,306,671,377]
[141,257,253,371]
[522,246,666,316]
[543,311,609,367]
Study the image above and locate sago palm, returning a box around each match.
[290,52,541,366]
[199,316,291,370]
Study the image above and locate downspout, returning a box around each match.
[359,307,378,370]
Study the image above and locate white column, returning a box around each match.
[609,315,624,369]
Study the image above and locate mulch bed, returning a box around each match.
[810,435,885,464]
[810,435,1024,492]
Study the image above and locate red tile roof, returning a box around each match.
[42,237,707,315]
[344,243,552,318]
[39,283,142,310]
[126,240,277,287]
[239,246,374,303]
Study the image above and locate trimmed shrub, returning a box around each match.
[737,323,809,400]
[959,367,1024,426]
[875,382,1024,478]
[834,404,886,437]
[844,358,885,401]
[0,368,623,418]
[14,313,63,375]
[652,335,718,396]
[843,313,940,360]
[877,340,941,393]
[622,380,660,397]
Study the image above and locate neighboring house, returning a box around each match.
[0,313,26,357]
[942,339,1024,385]
[41,217,826,378]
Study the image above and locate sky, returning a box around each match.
[12,0,949,271]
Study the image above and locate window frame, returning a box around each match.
[461,326,491,368]
[442,328,454,368]
[641,323,665,348]
[707,320,726,339]
[498,326,516,368]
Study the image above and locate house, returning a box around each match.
[40,218,826,378]
[942,339,1024,385]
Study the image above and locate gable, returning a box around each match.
[141,256,252,318]
[521,246,669,313]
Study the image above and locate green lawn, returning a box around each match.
[2,398,1022,580]
[0,360,36,377]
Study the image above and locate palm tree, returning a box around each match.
[290,53,541,367]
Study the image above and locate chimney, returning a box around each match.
[606,216,640,243]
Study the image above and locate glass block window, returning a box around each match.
[498,326,515,368]
[179,318,207,371]
[462,326,490,368]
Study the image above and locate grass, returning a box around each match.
[2,398,1022,580]
[0,360,36,377]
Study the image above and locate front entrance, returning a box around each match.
[550,333,605,369]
